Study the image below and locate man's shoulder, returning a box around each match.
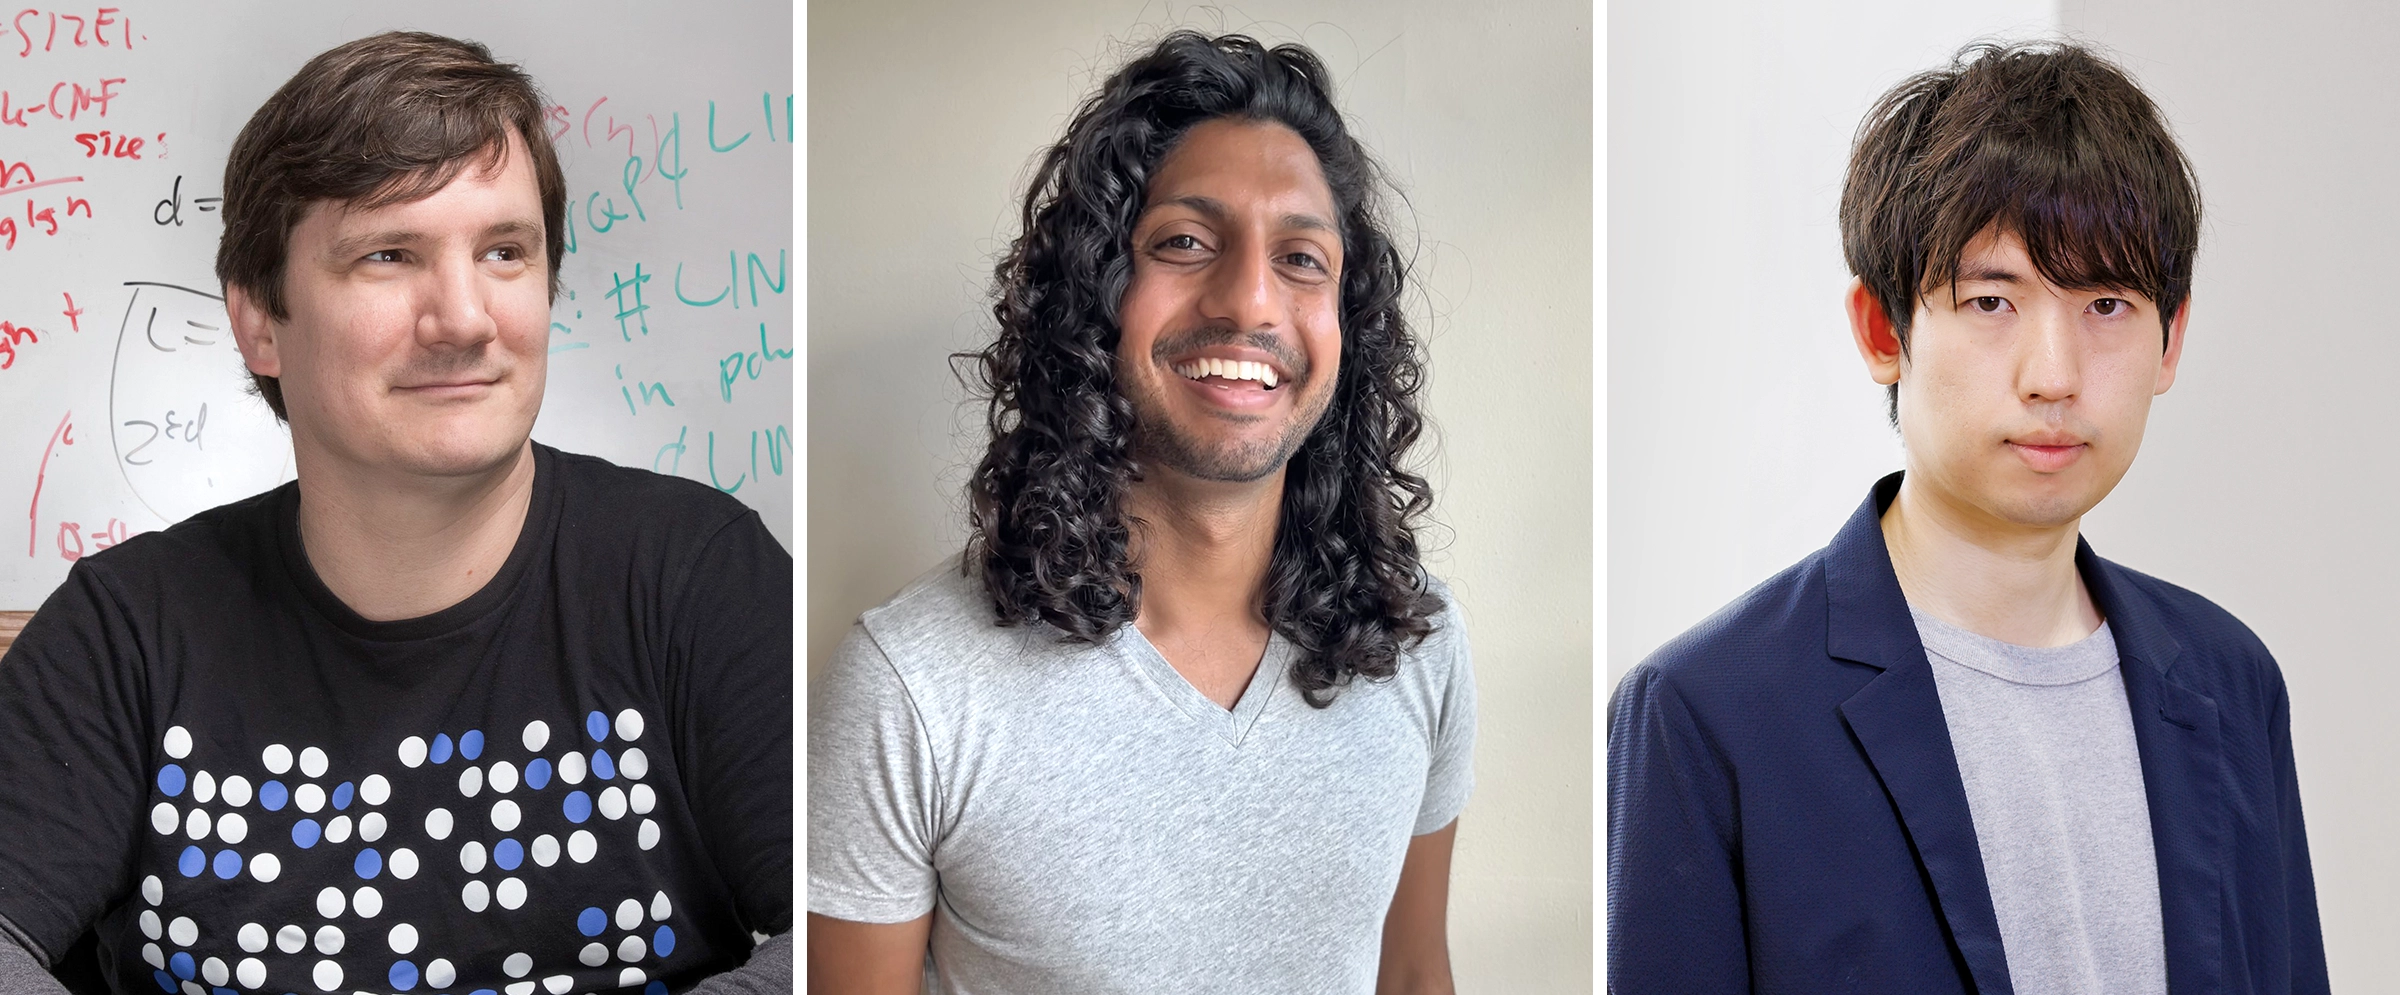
[544,444,755,535]
[2092,555,2283,688]
[852,560,1047,668]
[66,483,289,594]
[1630,549,1835,693]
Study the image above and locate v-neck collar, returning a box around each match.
[1112,625,1287,748]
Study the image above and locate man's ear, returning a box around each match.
[1846,278,1904,386]
[226,283,282,378]
[2155,296,2191,395]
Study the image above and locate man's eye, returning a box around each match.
[1284,253,1324,271]
[363,249,403,264]
[1158,234,1203,252]
[2091,298,2127,316]
[1971,296,2009,313]
[486,246,522,262]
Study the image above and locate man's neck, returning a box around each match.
[1881,472,2100,648]
[1123,466,1283,707]
[292,439,538,622]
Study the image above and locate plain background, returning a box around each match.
[810,0,1592,989]
[1611,0,2398,982]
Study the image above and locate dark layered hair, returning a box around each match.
[961,31,1442,707]
[1840,40,2201,424]
[215,31,568,421]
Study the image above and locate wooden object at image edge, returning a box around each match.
[0,612,29,654]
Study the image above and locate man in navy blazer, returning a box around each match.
[1608,42,2327,994]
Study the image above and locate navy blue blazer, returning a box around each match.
[1608,473,2327,994]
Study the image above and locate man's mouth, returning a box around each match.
[1170,357,1280,390]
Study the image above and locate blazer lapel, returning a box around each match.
[2081,544,2226,995]
[1828,474,2014,995]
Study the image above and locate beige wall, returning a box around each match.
[809,0,1592,989]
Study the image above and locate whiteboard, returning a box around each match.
[0,2,794,607]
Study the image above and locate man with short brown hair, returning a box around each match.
[0,32,789,995]
[1609,41,2326,993]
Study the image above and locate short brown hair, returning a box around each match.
[1839,41,2200,424]
[215,31,567,420]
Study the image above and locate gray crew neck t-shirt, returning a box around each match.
[808,564,1476,995]
[1911,606,2166,995]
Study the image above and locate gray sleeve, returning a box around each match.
[0,913,68,995]
[806,624,941,923]
[1413,598,1477,835]
[679,931,789,995]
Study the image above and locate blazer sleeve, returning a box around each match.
[2269,671,2329,994]
[1607,663,1748,993]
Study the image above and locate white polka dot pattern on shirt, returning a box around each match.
[163,726,192,759]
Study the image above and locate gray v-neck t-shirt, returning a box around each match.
[1912,606,2166,995]
[809,564,1476,995]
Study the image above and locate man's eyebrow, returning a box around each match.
[1149,195,1337,235]
[325,219,545,262]
[325,228,424,262]
[1955,267,2025,285]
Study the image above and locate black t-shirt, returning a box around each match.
[0,444,791,995]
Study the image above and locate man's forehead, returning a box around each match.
[1145,119,1336,219]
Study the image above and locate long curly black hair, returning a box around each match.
[961,31,1443,708]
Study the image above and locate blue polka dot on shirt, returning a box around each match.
[169,953,194,980]
[355,848,382,879]
[212,849,241,879]
[461,729,485,760]
[494,838,523,870]
[654,925,675,956]
[524,758,552,790]
[591,749,615,781]
[389,961,418,991]
[586,711,609,742]
[177,846,204,877]
[157,764,186,797]
[578,907,606,936]
[292,819,321,848]
[563,791,591,823]
[259,780,289,811]
[430,734,454,764]
[332,781,355,811]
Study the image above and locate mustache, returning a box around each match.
[1147,326,1310,381]
[394,348,504,385]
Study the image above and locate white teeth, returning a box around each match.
[1173,358,1278,388]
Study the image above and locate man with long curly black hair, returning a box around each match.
[809,30,1474,995]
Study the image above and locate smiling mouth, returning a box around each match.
[1170,357,1280,390]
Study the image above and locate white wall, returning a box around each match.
[809,1,1592,989]
[1611,0,2391,984]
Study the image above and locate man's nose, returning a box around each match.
[1197,237,1290,333]
[2018,304,2082,403]
[418,253,500,348]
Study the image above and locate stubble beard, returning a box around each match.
[1126,374,1335,484]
